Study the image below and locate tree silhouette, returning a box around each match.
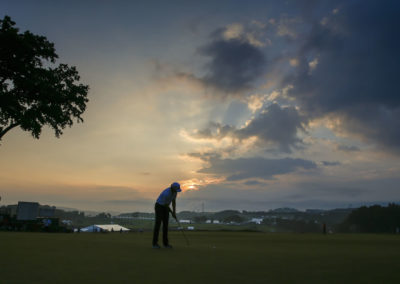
[340,203,400,233]
[0,16,89,142]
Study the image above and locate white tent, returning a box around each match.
[80,224,130,232]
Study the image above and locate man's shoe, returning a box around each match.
[152,244,161,249]
[164,244,173,249]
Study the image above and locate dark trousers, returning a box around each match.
[152,203,169,246]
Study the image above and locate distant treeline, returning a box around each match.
[6,203,397,233]
[339,203,400,233]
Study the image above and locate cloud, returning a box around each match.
[197,27,266,94]
[180,175,400,211]
[223,23,244,41]
[321,161,341,166]
[284,0,400,153]
[237,103,306,152]
[103,198,153,207]
[222,22,271,47]
[186,151,221,161]
[247,94,267,113]
[189,103,306,153]
[0,183,148,212]
[151,22,269,98]
[243,180,266,186]
[191,122,236,140]
[336,144,360,152]
[198,156,317,181]
[276,15,302,39]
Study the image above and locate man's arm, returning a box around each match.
[168,199,177,219]
[172,198,176,218]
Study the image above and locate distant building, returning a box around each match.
[0,204,17,216]
[251,218,263,225]
[16,202,57,220]
[39,206,56,218]
[212,220,220,224]
[17,202,39,220]
[179,220,191,224]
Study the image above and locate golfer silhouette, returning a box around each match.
[152,182,181,249]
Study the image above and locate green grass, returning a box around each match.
[1,232,400,284]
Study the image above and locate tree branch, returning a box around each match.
[0,122,20,141]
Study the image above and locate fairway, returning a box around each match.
[1,232,399,284]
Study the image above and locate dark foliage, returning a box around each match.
[193,215,208,223]
[212,210,241,220]
[95,212,111,219]
[0,16,89,142]
[223,214,244,224]
[339,203,400,233]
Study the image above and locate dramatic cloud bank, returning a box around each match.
[191,103,306,153]
[176,0,400,207]
[199,37,266,93]
[284,0,400,153]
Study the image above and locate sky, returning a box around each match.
[1,0,399,213]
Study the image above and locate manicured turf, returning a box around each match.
[1,231,399,284]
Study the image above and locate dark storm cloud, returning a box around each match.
[198,157,317,181]
[237,103,306,153]
[198,31,266,93]
[285,0,400,152]
[340,106,400,152]
[192,103,306,153]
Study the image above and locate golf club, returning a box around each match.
[174,215,190,246]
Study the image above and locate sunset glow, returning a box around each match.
[1,1,399,212]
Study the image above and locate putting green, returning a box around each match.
[1,231,399,283]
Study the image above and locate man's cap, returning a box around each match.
[171,182,182,192]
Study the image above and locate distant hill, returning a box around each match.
[48,206,121,217]
[269,207,300,213]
